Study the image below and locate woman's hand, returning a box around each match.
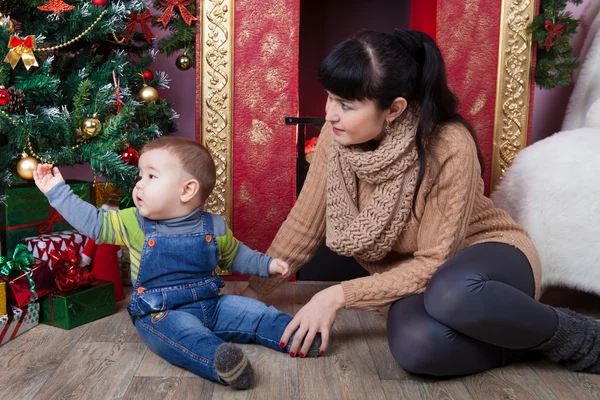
[280,284,346,357]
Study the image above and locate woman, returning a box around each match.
[244,30,599,376]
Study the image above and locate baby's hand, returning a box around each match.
[33,164,64,194]
[269,258,290,278]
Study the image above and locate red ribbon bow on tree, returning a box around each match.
[156,0,198,27]
[49,246,95,293]
[544,19,564,52]
[4,35,39,70]
[124,10,156,44]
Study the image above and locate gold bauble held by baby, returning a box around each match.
[81,116,102,137]
[138,84,159,103]
[17,154,38,180]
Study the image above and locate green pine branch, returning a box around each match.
[529,0,582,89]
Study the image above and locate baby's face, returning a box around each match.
[133,149,191,220]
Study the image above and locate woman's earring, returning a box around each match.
[385,124,392,134]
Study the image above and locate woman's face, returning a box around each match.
[325,91,389,146]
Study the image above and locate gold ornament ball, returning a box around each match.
[176,53,192,71]
[17,154,39,180]
[81,117,102,137]
[138,84,159,103]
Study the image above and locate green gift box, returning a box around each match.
[39,280,116,330]
[0,182,91,256]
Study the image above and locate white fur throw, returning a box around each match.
[562,1,600,130]
[491,128,600,294]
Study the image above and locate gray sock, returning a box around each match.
[214,343,254,389]
[288,332,323,357]
[305,333,322,357]
[535,307,600,373]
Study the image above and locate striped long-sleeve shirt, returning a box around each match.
[46,181,271,281]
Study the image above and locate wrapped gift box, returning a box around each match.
[0,281,6,315]
[0,182,91,256]
[0,281,7,315]
[0,302,40,346]
[22,230,90,266]
[1,260,56,308]
[39,280,115,330]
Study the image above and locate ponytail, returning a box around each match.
[394,30,485,204]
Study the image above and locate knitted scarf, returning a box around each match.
[326,108,420,262]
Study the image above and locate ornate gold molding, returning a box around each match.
[198,0,234,223]
[491,0,536,190]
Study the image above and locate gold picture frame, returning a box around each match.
[196,0,235,224]
[491,0,536,190]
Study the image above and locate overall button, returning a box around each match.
[148,239,156,247]
[205,235,212,243]
[137,286,145,294]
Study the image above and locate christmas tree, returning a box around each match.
[0,0,179,196]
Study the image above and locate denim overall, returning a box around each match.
[127,212,292,382]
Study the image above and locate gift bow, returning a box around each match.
[156,0,198,27]
[36,209,64,234]
[4,35,39,70]
[544,20,564,52]
[124,10,156,44]
[0,244,38,301]
[49,246,95,292]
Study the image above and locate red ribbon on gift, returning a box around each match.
[124,10,156,44]
[49,246,95,293]
[544,19,564,52]
[5,207,66,234]
[36,209,64,234]
[156,0,198,27]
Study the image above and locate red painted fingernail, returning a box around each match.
[300,353,305,358]
[290,352,295,357]
[279,342,285,348]
[320,350,324,356]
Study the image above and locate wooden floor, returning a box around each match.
[2,282,600,400]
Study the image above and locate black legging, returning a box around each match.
[387,242,558,377]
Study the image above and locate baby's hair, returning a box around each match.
[141,136,216,204]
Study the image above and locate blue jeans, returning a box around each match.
[133,293,293,382]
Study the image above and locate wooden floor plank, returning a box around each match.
[0,323,90,400]
[357,308,406,380]
[463,363,558,400]
[530,359,600,400]
[135,348,195,378]
[122,377,214,400]
[294,282,387,400]
[382,378,474,400]
[33,342,147,400]
[79,301,142,344]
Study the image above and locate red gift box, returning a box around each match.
[22,231,90,267]
[1,260,56,308]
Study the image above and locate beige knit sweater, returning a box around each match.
[248,122,541,311]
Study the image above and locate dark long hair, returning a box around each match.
[317,30,485,203]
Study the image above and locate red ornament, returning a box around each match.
[142,70,154,81]
[0,86,9,107]
[37,0,75,14]
[91,0,107,6]
[121,147,139,165]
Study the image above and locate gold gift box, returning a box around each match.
[0,281,6,315]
